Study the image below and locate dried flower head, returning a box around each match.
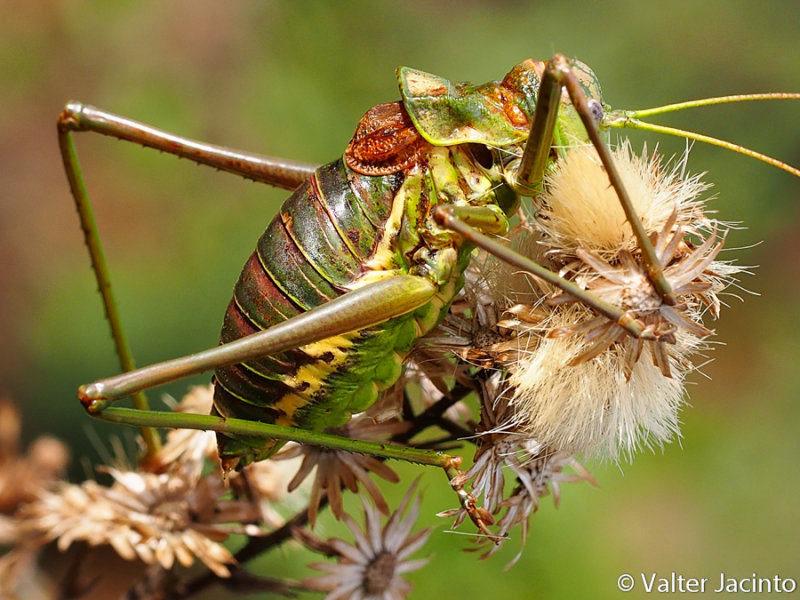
[274,406,406,526]
[461,141,742,461]
[18,461,262,578]
[0,399,69,520]
[16,388,272,579]
[439,374,594,564]
[535,140,709,255]
[303,480,431,600]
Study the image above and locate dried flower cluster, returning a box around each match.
[2,383,438,598]
[455,141,740,461]
[421,140,744,562]
[274,416,404,526]
[16,388,274,579]
[440,374,595,566]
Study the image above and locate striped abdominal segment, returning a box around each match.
[213,140,500,468]
[212,159,422,466]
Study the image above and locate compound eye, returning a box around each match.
[587,99,604,124]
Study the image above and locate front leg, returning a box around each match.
[515,54,677,307]
[433,205,651,340]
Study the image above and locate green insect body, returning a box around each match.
[212,59,603,468]
[212,152,473,466]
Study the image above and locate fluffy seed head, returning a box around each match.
[536,140,709,255]
[463,140,742,461]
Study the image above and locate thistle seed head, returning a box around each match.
[536,140,710,255]
[462,140,743,461]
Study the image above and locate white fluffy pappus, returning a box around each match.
[536,139,711,256]
[504,304,702,461]
[467,140,742,462]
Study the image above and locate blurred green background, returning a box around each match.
[2,0,798,597]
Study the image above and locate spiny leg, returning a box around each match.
[516,54,677,307]
[58,104,320,457]
[95,405,500,541]
[433,206,651,340]
[58,122,161,455]
[58,102,318,190]
[79,275,438,410]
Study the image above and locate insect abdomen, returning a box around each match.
[212,159,410,465]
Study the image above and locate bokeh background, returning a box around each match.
[2,1,799,597]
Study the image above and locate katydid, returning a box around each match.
[59,54,799,533]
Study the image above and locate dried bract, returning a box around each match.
[153,385,219,468]
[440,375,594,563]
[275,409,405,526]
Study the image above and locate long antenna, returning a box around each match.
[606,92,800,178]
[624,92,800,117]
